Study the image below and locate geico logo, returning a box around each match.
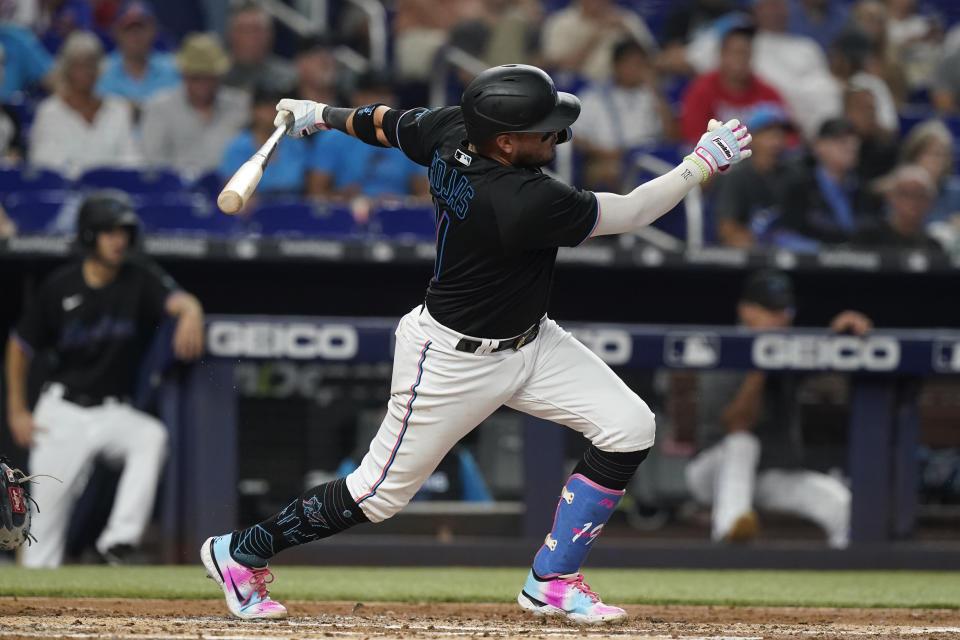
[208,322,359,359]
[572,329,632,365]
[752,334,900,371]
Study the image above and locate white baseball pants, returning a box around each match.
[23,384,169,567]
[346,305,656,523]
[685,431,851,548]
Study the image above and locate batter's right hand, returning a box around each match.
[275,98,330,138]
[9,409,44,448]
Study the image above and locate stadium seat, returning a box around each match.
[0,167,70,196]
[77,168,185,194]
[250,201,357,237]
[3,190,74,233]
[138,201,239,235]
[370,205,437,240]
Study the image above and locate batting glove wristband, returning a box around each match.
[684,118,752,183]
[275,98,330,138]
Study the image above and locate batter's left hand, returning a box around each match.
[173,311,204,361]
[684,119,752,182]
[830,310,873,336]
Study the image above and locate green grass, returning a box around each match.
[1,567,958,609]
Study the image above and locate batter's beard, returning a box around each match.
[515,147,556,168]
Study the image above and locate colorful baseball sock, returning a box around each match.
[532,447,649,578]
[229,477,368,568]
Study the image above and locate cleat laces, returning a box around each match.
[242,568,275,606]
[560,574,600,603]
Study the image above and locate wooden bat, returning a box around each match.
[217,110,294,214]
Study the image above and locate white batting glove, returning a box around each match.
[684,118,752,183]
[275,98,330,138]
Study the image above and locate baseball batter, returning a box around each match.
[200,64,752,623]
[5,191,205,567]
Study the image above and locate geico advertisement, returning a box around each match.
[751,334,900,371]
[207,322,359,359]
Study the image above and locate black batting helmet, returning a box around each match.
[76,189,141,250]
[461,64,580,145]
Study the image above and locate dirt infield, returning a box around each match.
[1,598,959,640]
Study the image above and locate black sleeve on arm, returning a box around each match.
[321,106,353,133]
[383,106,461,167]
[137,260,181,321]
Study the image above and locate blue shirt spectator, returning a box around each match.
[309,132,426,198]
[96,2,180,105]
[787,0,849,52]
[219,131,311,197]
[0,24,53,99]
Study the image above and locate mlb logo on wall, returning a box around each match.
[665,332,720,368]
[932,340,960,372]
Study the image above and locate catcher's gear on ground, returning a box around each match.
[0,457,34,550]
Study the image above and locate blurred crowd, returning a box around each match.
[1,0,960,254]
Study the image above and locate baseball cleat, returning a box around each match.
[723,510,759,543]
[201,535,287,620]
[517,570,626,624]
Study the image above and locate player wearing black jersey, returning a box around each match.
[5,190,204,567]
[200,64,752,623]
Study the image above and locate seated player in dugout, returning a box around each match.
[200,64,752,623]
[684,269,872,549]
[5,190,205,567]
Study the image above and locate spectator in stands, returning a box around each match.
[0,18,54,99]
[0,42,25,163]
[141,33,248,179]
[448,0,543,71]
[31,0,94,53]
[712,105,793,248]
[97,2,180,107]
[0,203,14,237]
[748,0,841,139]
[222,2,297,93]
[826,30,899,135]
[931,40,960,114]
[393,0,484,83]
[685,269,862,548]
[884,0,943,94]
[541,0,657,83]
[774,118,869,249]
[219,83,311,200]
[853,164,943,252]
[29,31,141,179]
[306,72,429,201]
[576,39,676,190]
[787,0,849,52]
[680,19,788,143]
[844,83,899,211]
[293,34,342,108]
[844,1,909,106]
[900,120,960,231]
[658,0,734,77]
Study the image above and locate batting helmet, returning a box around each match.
[76,189,141,250]
[461,64,580,145]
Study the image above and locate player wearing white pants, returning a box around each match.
[6,190,205,567]
[24,384,169,567]
[683,270,870,549]
[685,431,851,548]
[347,305,654,522]
[200,64,754,623]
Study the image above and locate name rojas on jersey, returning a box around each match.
[429,150,475,218]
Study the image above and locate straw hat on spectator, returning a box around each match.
[176,33,230,76]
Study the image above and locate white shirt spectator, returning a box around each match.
[141,85,249,178]
[28,95,141,178]
[577,84,664,149]
[541,6,657,82]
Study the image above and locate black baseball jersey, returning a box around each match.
[385,106,599,337]
[13,258,179,399]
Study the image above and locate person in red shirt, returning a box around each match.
[680,19,788,143]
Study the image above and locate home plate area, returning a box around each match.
[2,600,960,640]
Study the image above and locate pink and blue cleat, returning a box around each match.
[201,535,288,620]
[517,570,627,624]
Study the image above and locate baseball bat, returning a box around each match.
[217,110,294,214]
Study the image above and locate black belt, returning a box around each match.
[61,388,128,408]
[454,322,540,354]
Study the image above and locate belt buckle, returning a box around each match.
[513,325,535,350]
